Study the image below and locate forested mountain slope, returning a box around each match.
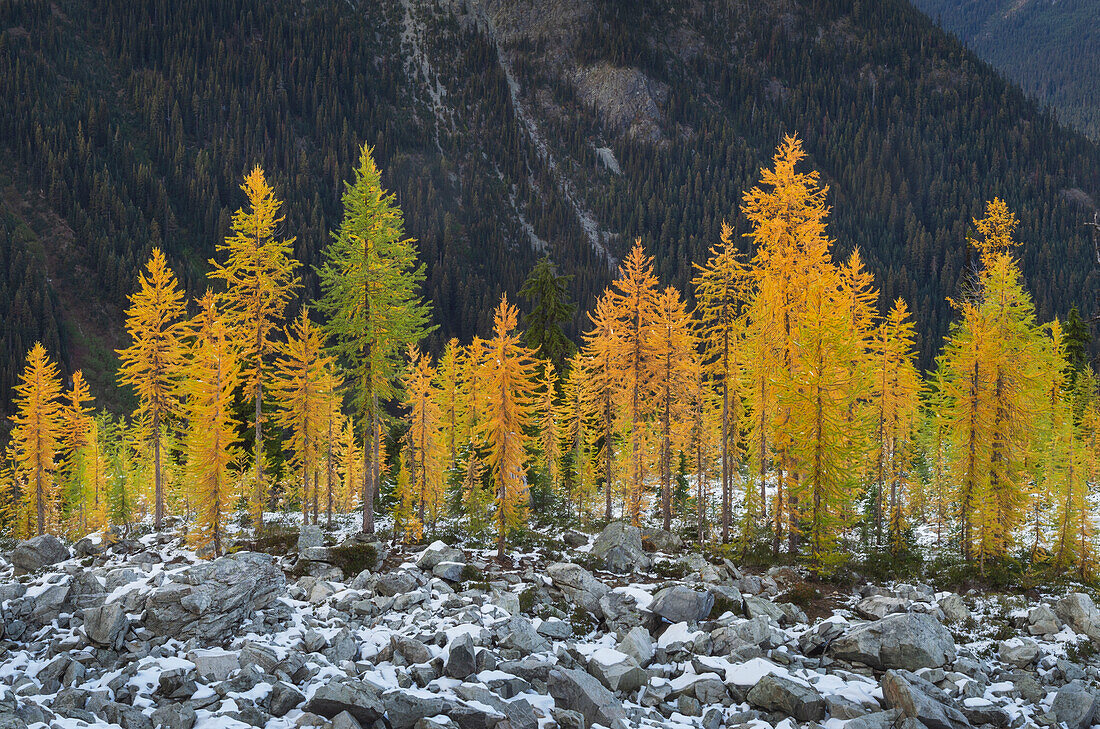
[1,0,1098,413]
[912,0,1099,140]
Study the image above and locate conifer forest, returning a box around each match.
[3,134,1098,581]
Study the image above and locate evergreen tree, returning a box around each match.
[518,256,576,372]
[208,168,300,530]
[318,144,431,534]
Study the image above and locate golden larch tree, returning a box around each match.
[403,345,444,530]
[693,221,749,541]
[651,285,696,531]
[271,309,328,526]
[478,296,540,559]
[181,293,242,556]
[606,241,659,526]
[10,343,64,535]
[117,248,186,530]
[208,167,300,531]
[581,293,622,521]
[60,370,97,536]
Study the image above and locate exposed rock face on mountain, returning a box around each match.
[2,528,1100,729]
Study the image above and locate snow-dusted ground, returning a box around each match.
[2,519,1100,729]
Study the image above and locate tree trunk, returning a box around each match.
[254,374,264,532]
[153,411,163,531]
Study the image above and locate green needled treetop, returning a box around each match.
[518,256,577,374]
[317,144,433,534]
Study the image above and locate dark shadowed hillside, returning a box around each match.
[1,0,1098,413]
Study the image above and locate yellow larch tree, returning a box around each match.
[60,371,97,536]
[652,285,697,531]
[478,296,540,559]
[436,338,465,473]
[561,352,594,518]
[937,200,1045,567]
[10,343,64,536]
[741,134,835,556]
[868,300,922,552]
[338,421,363,514]
[685,354,719,542]
[537,363,564,505]
[319,366,344,529]
[693,221,750,541]
[403,345,444,531]
[781,268,866,572]
[606,241,659,526]
[117,248,186,531]
[271,309,328,526]
[208,167,300,531]
[181,293,242,556]
[581,293,622,521]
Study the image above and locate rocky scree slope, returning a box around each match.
[2,523,1100,729]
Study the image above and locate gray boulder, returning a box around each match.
[150,703,196,729]
[746,675,826,722]
[938,594,970,624]
[432,562,466,582]
[546,562,608,616]
[268,682,305,717]
[303,678,385,726]
[548,667,627,728]
[1052,682,1100,729]
[383,689,454,729]
[298,524,323,553]
[415,541,463,570]
[591,522,652,573]
[650,585,714,623]
[1055,593,1100,639]
[618,626,654,667]
[11,534,70,573]
[144,552,284,642]
[587,648,647,693]
[830,613,956,671]
[881,670,969,729]
[445,633,477,679]
[81,603,128,648]
[998,638,1039,667]
[855,595,910,620]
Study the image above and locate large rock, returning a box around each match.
[298,524,323,553]
[938,594,970,624]
[383,689,454,729]
[303,678,385,726]
[1055,593,1100,639]
[650,585,714,624]
[445,633,477,679]
[855,595,910,620]
[829,613,956,671]
[1052,682,1100,729]
[546,563,609,616]
[746,675,826,722]
[11,534,70,573]
[81,603,128,648]
[881,670,969,729]
[144,552,284,642]
[548,667,627,728]
[618,626,654,667]
[640,528,683,553]
[415,541,463,570]
[590,522,652,574]
[587,648,647,693]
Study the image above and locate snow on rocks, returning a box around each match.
[3,524,1100,729]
